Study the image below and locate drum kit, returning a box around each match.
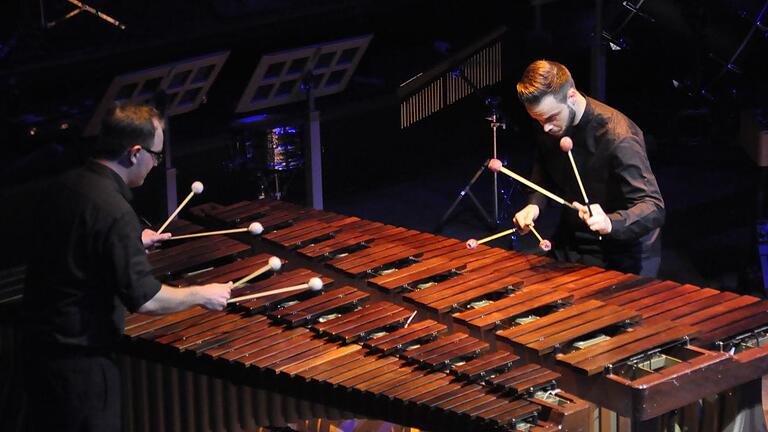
[227,126,303,200]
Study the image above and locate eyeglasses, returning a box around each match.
[142,147,164,165]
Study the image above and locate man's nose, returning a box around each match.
[543,123,554,133]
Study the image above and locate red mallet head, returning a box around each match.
[559,136,573,153]
[487,159,503,173]
[465,239,478,249]
[539,239,552,252]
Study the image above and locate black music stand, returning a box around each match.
[234,34,372,209]
[83,51,230,215]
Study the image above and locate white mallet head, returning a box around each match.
[191,181,204,194]
[539,239,552,252]
[487,159,503,173]
[248,222,264,235]
[559,136,573,153]
[268,256,282,271]
[308,277,323,291]
[465,239,478,249]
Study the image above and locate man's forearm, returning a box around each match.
[138,284,201,315]
[608,203,665,241]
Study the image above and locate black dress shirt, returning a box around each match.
[529,96,665,273]
[22,161,161,351]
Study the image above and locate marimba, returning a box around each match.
[121,209,589,432]
[138,198,768,432]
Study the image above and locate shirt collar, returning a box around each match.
[575,94,595,129]
[84,160,133,202]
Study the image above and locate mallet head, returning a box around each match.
[308,277,323,291]
[268,256,282,271]
[559,136,573,153]
[248,222,264,235]
[487,159,503,173]
[191,181,204,194]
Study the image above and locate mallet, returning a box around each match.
[166,222,264,241]
[232,256,282,288]
[528,225,552,252]
[466,227,518,249]
[157,181,204,234]
[228,277,323,304]
[487,159,575,210]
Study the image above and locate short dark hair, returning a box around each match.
[92,104,161,160]
[516,60,575,106]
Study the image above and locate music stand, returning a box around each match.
[84,51,230,215]
[235,34,372,209]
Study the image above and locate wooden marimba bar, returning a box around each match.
[185,199,768,430]
[122,217,589,432]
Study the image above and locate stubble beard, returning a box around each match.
[560,105,577,137]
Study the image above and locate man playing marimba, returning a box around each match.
[512,60,665,277]
[19,104,232,432]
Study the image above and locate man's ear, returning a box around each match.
[128,145,142,166]
[566,87,578,107]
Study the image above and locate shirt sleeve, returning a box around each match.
[104,211,162,313]
[606,136,666,241]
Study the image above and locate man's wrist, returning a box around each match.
[189,285,203,306]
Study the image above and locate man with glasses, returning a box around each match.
[20,103,232,431]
